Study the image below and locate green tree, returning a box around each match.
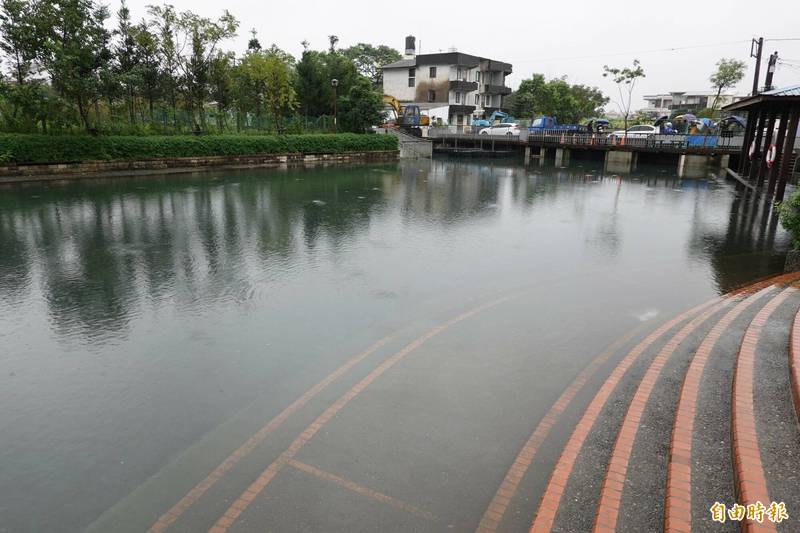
[0,0,39,85]
[209,50,234,130]
[295,46,358,117]
[37,0,113,131]
[147,4,181,128]
[341,43,401,85]
[509,74,608,123]
[709,58,746,111]
[113,0,140,124]
[602,59,645,138]
[338,77,383,132]
[133,20,161,122]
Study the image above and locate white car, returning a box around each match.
[479,123,521,136]
[608,125,659,139]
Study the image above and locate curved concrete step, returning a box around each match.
[514,273,800,533]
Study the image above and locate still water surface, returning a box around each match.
[0,158,789,532]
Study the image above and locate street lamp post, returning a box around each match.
[331,78,339,133]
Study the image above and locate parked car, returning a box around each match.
[608,125,659,139]
[479,123,521,136]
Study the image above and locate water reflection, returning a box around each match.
[0,161,789,346]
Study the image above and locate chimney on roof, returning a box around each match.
[405,36,416,58]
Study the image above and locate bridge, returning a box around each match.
[427,128,744,176]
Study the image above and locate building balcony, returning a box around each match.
[485,84,512,96]
[449,80,478,92]
[448,105,476,115]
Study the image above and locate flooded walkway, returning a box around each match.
[0,159,794,532]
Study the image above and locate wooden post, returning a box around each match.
[774,106,800,203]
[748,107,767,181]
[767,106,789,196]
[757,108,777,188]
[739,109,757,174]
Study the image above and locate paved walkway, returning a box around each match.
[92,274,800,532]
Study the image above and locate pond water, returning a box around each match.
[0,158,789,532]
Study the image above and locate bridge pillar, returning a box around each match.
[524,146,531,167]
[539,147,546,167]
[604,151,637,174]
[555,148,570,167]
[678,154,710,178]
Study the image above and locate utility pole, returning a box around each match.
[750,37,764,95]
[764,51,779,91]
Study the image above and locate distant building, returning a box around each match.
[382,36,512,126]
[642,91,747,114]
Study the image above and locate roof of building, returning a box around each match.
[643,91,740,98]
[383,52,512,74]
[383,58,416,69]
[723,84,800,111]
[762,84,800,97]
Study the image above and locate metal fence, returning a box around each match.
[428,127,747,152]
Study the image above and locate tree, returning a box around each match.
[338,77,383,132]
[37,0,113,131]
[509,74,608,124]
[147,4,181,128]
[247,28,261,52]
[0,0,39,85]
[341,43,401,85]
[209,50,233,130]
[709,58,746,111]
[602,59,645,139]
[176,9,238,131]
[235,49,296,132]
[133,20,161,122]
[295,47,358,117]
[113,0,141,124]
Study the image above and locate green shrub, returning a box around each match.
[0,133,398,164]
[779,190,800,250]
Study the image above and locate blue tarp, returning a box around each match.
[687,135,717,147]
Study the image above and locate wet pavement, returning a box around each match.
[0,158,793,532]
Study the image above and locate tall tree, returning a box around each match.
[37,0,112,131]
[602,59,645,138]
[709,58,746,111]
[338,76,383,132]
[208,50,233,130]
[133,20,161,122]
[0,0,39,85]
[113,0,140,124]
[147,4,180,128]
[341,43,401,85]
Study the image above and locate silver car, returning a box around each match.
[479,123,521,136]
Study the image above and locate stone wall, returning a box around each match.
[0,150,399,184]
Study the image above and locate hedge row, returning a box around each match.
[0,133,399,164]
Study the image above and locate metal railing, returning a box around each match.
[428,127,746,152]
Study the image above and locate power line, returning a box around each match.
[508,39,751,64]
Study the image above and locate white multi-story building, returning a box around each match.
[642,91,747,115]
[382,36,512,126]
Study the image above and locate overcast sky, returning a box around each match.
[123,0,800,109]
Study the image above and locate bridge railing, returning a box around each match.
[429,127,745,152]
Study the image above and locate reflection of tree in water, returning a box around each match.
[687,187,788,293]
[0,210,33,305]
[0,167,393,342]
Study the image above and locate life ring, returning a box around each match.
[766,144,777,168]
[748,139,756,160]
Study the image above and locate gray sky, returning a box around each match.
[123,0,800,109]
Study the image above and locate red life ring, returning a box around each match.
[766,144,777,168]
[748,139,756,160]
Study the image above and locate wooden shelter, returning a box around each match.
[723,85,800,201]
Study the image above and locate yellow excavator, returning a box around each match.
[382,95,430,131]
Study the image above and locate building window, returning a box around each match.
[408,68,415,87]
[429,66,436,78]
[428,90,436,102]
[474,94,479,105]
[455,91,461,104]
[476,71,481,82]
[481,95,485,106]
[485,95,492,107]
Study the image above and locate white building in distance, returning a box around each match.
[382,36,512,126]
[642,91,747,115]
